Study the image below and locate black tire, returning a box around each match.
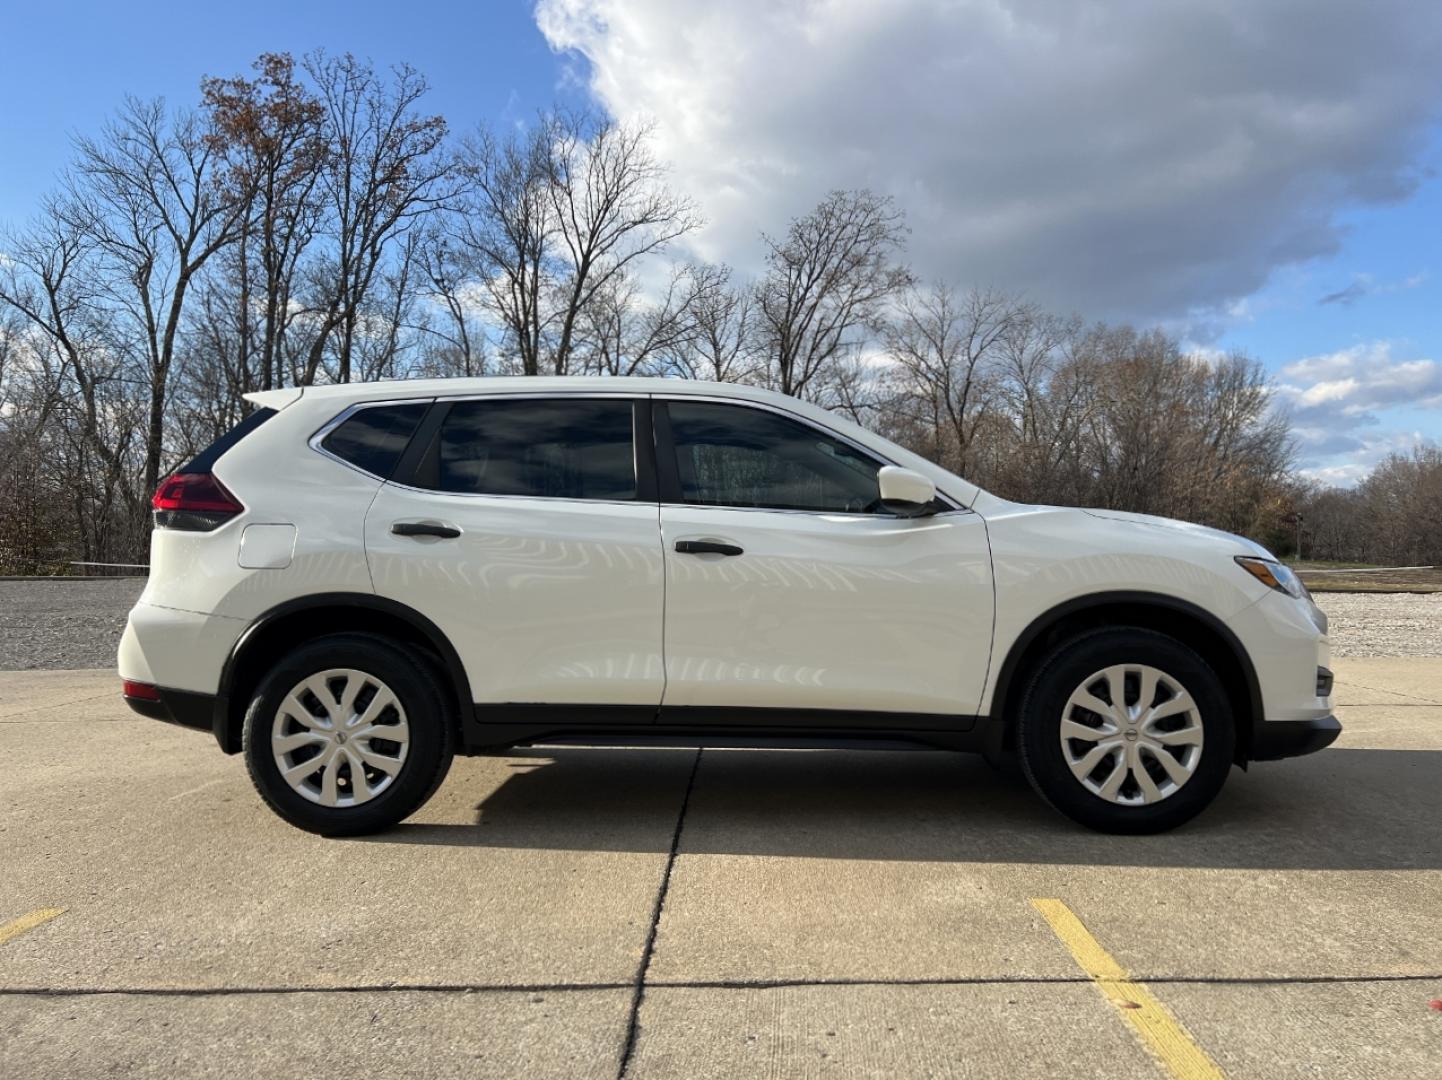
[242,633,455,836]
[1016,628,1234,834]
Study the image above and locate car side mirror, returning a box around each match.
[877,466,937,517]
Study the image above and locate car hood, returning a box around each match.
[1078,507,1272,558]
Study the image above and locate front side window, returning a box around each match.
[433,398,637,501]
[665,401,882,513]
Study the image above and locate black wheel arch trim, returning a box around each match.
[983,590,1266,761]
[214,592,474,754]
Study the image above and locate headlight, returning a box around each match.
[1235,556,1309,600]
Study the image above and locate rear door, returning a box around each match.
[362,394,666,709]
[655,397,994,722]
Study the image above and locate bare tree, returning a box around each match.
[352,230,423,382]
[0,51,1383,570]
[174,279,251,444]
[1360,446,1442,564]
[885,285,1028,474]
[756,189,910,399]
[1296,484,1361,561]
[449,112,698,376]
[450,123,555,374]
[202,52,328,396]
[985,309,1087,497]
[0,205,149,562]
[300,52,453,384]
[669,263,760,383]
[66,98,248,496]
[413,226,486,376]
[575,264,700,376]
[0,306,72,571]
[1,208,138,502]
[1184,353,1294,532]
[545,113,700,374]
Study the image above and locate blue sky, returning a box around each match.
[3,1,1439,484]
[1215,158,1442,481]
[0,0,580,217]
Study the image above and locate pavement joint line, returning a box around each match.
[0,692,125,721]
[165,778,231,801]
[7,972,1439,999]
[0,909,65,947]
[1033,898,1226,1080]
[0,717,146,724]
[616,746,703,1080]
[1335,680,1442,705]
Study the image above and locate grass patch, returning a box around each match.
[1293,562,1442,593]
[1306,581,1442,594]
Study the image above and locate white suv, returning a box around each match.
[119,378,1337,835]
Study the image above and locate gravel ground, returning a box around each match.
[1313,590,1442,658]
[0,578,1437,670]
[0,578,145,670]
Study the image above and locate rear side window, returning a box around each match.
[321,403,428,478]
[431,398,636,500]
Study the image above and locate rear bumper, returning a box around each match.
[1250,715,1342,761]
[117,601,244,695]
[123,687,218,735]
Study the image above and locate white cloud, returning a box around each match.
[1275,341,1442,481]
[1296,429,1437,487]
[1180,342,1228,367]
[1300,462,1375,486]
[1297,378,1360,408]
[535,0,1442,322]
[1277,343,1442,421]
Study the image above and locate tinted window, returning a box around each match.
[321,403,427,478]
[435,398,636,500]
[666,401,882,513]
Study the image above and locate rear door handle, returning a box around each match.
[391,521,461,540]
[675,539,744,557]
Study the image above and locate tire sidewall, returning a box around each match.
[242,634,453,836]
[1017,629,1235,834]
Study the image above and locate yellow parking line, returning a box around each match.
[1032,898,1225,1080]
[0,908,65,946]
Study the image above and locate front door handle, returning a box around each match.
[675,539,744,557]
[391,521,461,540]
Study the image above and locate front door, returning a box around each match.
[655,399,994,721]
[365,395,665,708]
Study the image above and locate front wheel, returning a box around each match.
[1016,628,1234,833]
[242,634,455,836]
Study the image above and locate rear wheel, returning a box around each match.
[1016,628,1234,833]
[242,634,454,836]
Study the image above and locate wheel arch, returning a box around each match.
[986,591,1264,766]
[213,593,472,754]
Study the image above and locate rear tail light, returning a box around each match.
[122,680,161,701]
[151,472,244,531]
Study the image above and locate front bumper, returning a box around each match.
[1250,714,1342,761]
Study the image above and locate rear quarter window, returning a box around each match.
[320,403,429,479]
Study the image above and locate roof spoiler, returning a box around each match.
[242,387,304,411]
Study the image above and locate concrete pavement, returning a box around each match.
[2,659,1439,1077]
